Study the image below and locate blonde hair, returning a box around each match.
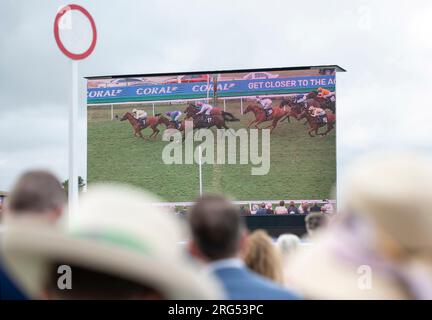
[276,234,300,257]
[243,230,283,284]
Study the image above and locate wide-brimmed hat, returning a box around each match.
[341,151,432,251]
[1,184,223,299]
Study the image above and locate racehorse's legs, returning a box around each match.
[254,118,266,129]
[268,119,280,134]
[247,119,257,128]
[150,127,160,139]
[133,125,139,137]
[320,122,334,136]
[308,124,316,137]
[137,128,146,140]
[281,116,290,123]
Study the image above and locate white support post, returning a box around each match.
[198,145,203,196]
[69,61,79,217]
[223,99,226,111]
[111,104,114,120]
[240,98,243,114]
[152,103,155,116]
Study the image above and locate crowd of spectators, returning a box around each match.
[1,150,432,300]
[239,200,333,216]
[174,199,334,217]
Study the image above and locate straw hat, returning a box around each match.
[285,151,432,299]
[1,184,223,299]
[341,151,432,251]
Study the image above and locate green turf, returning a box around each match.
[87,100,336,202]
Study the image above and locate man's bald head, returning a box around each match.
[6,170,66,223]
[188,195,245,261]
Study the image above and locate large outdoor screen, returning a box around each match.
[86,67,337,209]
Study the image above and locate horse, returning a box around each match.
[187,113,230,130]
[300,106,336,137]
[184,104,239,122]
[120,112,170,139]
[279,98,306,122]
[279,97,321,124]
[243,104,294,134]
[307,91,336,113]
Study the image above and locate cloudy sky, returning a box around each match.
[1,0,431,192]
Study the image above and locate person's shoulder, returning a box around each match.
[241,268,300,299]
[214,267,299,300]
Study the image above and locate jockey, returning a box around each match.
[166,110,182,129]
[132,108,148,126]
[310,106,327,123]
[317,87,335,100]
[256,96,273,116]
[196,101,213,121]
[294,93,307,104]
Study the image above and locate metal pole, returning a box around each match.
[69,61,79,216]
[240,98,243,114]
[111,104,114,120]
[223,99,226,111]
[152,103,155,116]
[198,145,203,196]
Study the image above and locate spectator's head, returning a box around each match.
[5,170,66,224]
[276,234,301,258]
[188,194,246,262]
[305,212,329,236]
[265,203,273,210]
[260,202,266,208]
[301,201,310,209]
[279,200,285,207]
[243,230,283,284]
[2,184,222,300]
[289,201,295,207]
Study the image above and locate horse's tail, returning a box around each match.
[222,111,240,122]
[154,113,162,117]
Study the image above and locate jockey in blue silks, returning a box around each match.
[166,110,182,129]
[294,93,307,104]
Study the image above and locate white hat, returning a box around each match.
[1,184,223,299]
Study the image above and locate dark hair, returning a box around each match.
[189,195,245,260]
[305,213,329,233]
[279,200,285,206]
[44,263,163,299]
[7,170,66,214]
